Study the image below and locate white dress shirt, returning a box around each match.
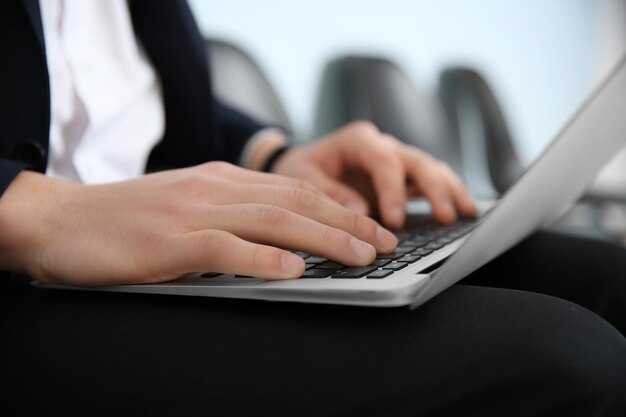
[40,0,165,184]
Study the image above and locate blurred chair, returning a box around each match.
[203,40,625,242]
[314,55,518,198]
[314,54,626,242]
[206,38,292,133]
[314,56,461,174]
[438,68,524,195]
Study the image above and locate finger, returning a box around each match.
[167,229,305,280]
[204,183,396,253]
[438,164,478,218]
[401,149,458,224]
[196,161,328,198]
[406,182,420,197]
[203,204,377,266]
[363,152,407,229]
[346,139,407,229]
[303,168,370,215]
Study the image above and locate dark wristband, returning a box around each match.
[261,144,291,173]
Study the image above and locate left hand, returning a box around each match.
[271,121,477,229]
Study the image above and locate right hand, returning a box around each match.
[0,162,398,286]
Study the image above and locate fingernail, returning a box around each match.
[350,237,376,261]
[376,226,398,251]
[345,200,367,215]
[281,253,303,276]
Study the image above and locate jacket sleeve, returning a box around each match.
[0,158,26,199]
[214,99,277,165]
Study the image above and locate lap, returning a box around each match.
[464,230,626,332]
[2,230,626,417]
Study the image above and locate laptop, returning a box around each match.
[38,55,626,309]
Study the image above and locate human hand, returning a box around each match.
[271,121,477,229]
[0,163,397,286]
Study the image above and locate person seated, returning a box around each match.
[1,1,624,416]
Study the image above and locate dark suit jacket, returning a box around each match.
[0,0,267,198]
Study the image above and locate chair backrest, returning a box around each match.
[314,56,461,173]
[439,68,524,195]
[206,38,292,133]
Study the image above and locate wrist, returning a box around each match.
[243,130,288,171]
[260,144,292,173]
[0,171,77,275]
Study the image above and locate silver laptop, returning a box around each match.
[39,55,626,309]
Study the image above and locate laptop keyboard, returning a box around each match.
[200,215,479,280]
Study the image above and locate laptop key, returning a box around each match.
[371,259,391,267]
[366,269,393,279]
[331,266,378,278]
[394,246,414,254]
[305,256,327,264]
[394,232,412,242]
[383,262,408,271]
[377,251,410,260]
[436,236,455,244]
[412,248,433,257]
[305,263,318,270]
[317,261,345,270]
[404,239,430,247]
[301,269,331,278]
[425,242,445,250]
[397,254,421,263]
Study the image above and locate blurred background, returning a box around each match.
[188,0,626,243]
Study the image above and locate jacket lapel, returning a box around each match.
[128,0,222,169]
[20,0,45,53]
[13,0,220,171]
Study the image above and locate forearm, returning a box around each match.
[0,171,72,276]
[0,161,394,286]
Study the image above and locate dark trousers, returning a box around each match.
[1,231,625,417]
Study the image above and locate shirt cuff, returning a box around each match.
[238,128,288,169]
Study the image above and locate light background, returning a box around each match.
[188,0,625,167]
